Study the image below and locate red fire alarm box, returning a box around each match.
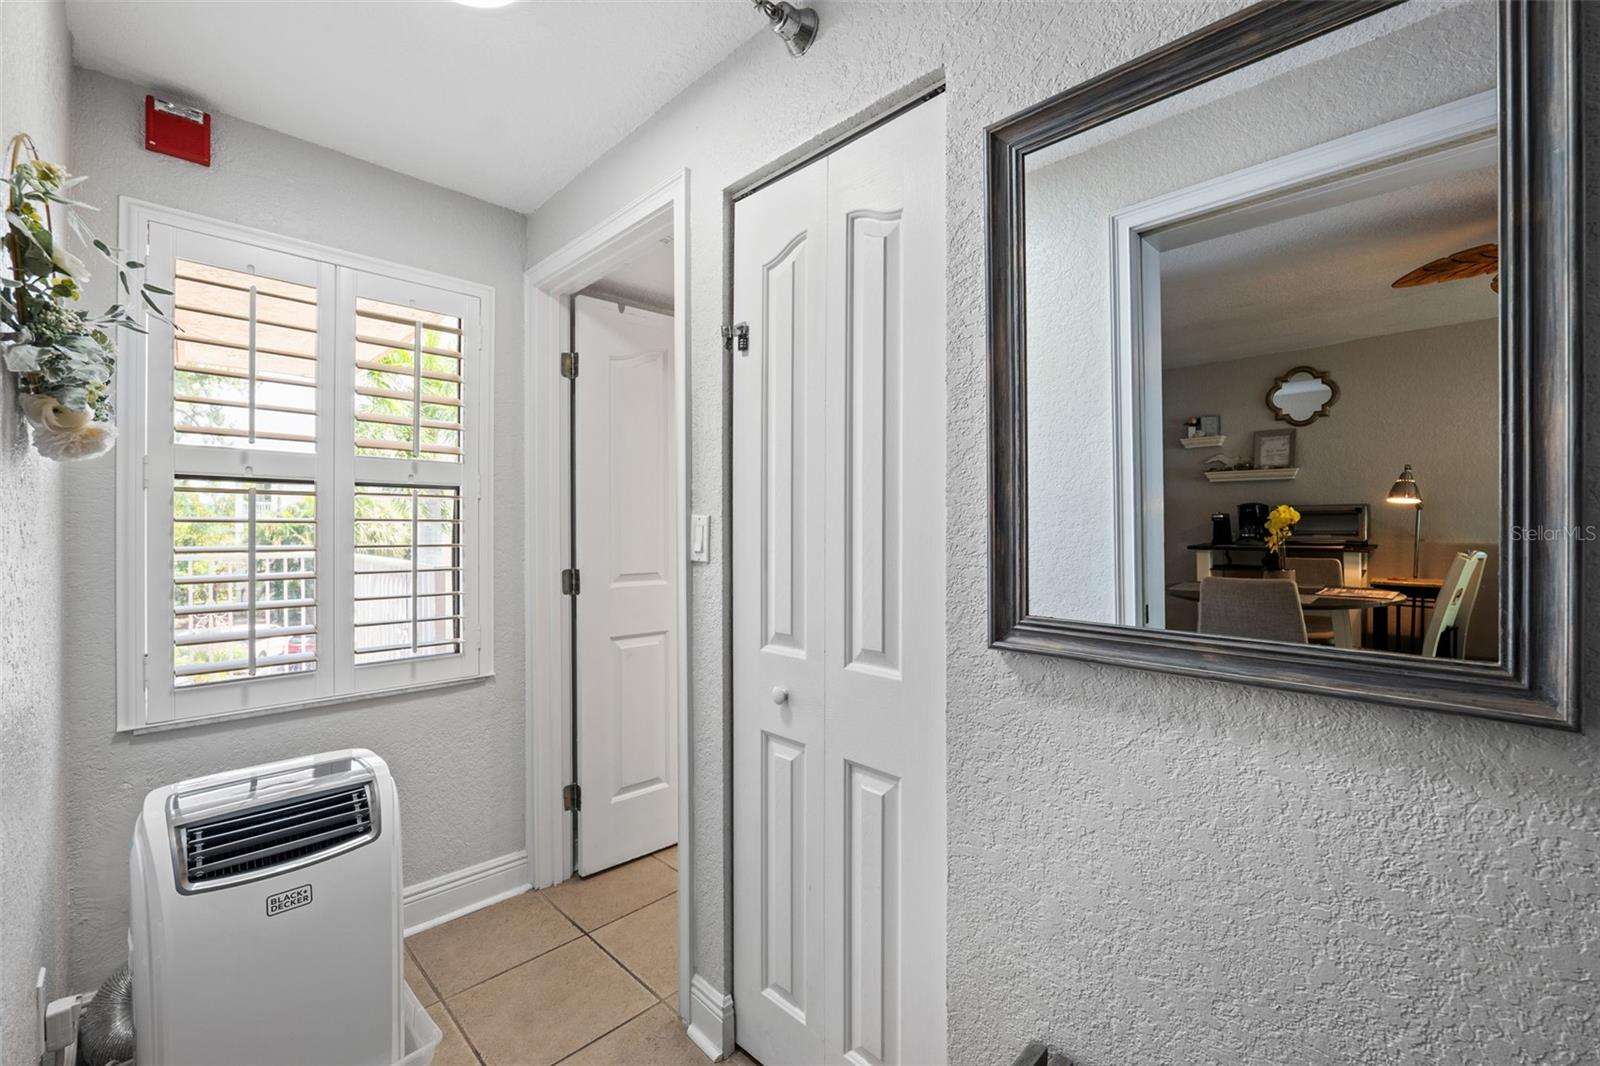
[145,95,211,167]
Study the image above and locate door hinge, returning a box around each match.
[562,568,580,596]
[560,351,579,379]
[562,783,582,811]
[721,322,749,354]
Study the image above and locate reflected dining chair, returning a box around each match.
[1422,550,1488,658]
[1198,576,1308,644]
[1290,556,1345,645]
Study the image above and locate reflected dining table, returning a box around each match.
[1166,581,1406,649]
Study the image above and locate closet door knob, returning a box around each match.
[771,686,789,705]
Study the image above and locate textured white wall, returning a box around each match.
[61,69,528,990]
[0,4,73,1060]
[526,2,1600,1062]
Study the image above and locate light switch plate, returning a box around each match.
[689,514,710,563]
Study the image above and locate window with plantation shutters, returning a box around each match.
[353,298,464,461]
[353,485,463,663]
[173,262,318,450]
[172,478,318,684]
[119,208,493,731]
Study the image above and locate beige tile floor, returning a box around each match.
[405,846,756,1066]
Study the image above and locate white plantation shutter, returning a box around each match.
[172,478,318,684]
[352,485,464,663]
[125,214,491,729]
[172,262,319,449]
[335,267,481,692]
[353,298,464,461]
[144,225,333,723]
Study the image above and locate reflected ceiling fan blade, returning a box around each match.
[1391,243,1499,288]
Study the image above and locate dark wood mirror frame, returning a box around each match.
[1267,366,1339,427]
[985,0,1582,728]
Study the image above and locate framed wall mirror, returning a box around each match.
[986,0,1581,727]
[1267,366,1338,426]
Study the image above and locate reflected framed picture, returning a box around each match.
[1199,414,1221,437]
[1253,428,1296,470]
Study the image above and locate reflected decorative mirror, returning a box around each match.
[986,0,1580,727]
[1267,366,1337,426]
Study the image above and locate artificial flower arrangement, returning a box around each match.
[2,133,170,460]
[1262,503,1301,571]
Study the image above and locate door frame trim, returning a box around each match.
[524,169,692,1016]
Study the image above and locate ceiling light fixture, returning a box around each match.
[751,0,818,57]
[453,0,516,9]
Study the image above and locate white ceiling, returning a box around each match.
[1160,164,1499,366]
[65,0,760,213]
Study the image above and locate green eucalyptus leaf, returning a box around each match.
[5,211,45,249]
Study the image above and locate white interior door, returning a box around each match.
[732,158,830,1066]
[574,295,679,875]
[734,93,947,1066]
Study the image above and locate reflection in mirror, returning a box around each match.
[1022,0,1501,663]
[1267,367,1337,426]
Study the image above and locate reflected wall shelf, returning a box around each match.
[1203,467,1299,483]
[1179,434,1227,449]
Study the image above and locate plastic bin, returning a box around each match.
[397,981,442,1066]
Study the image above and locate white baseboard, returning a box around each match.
[403,850,530,936]
[685,973,735,1061]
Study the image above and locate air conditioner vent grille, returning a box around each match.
[180,784,374,887]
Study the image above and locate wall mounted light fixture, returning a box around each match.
[752,0,818,57]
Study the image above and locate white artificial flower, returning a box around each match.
[49,244,90,284]
[29,418,114,461]
[20,392,94,432]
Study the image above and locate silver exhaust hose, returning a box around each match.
[78,964,136,1066]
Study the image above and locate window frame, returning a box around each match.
[116,200,495,732]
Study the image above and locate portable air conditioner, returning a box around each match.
[130,749,404,1066]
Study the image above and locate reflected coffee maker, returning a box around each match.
[1237,502,1269,542]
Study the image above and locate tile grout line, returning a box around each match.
[410,864,681,1063]
[438,992,490,1066]
[550,996,661,1065]
[582,922,673,1003]
[405,945,446,1008]
[411,923,587,1004]
[406,946,486,1066]
[544,885,677,937]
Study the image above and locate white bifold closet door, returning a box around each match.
[733,93,947,1066]
[573,295,679,875]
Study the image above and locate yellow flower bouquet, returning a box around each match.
[1262,504,1300,570]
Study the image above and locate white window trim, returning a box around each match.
[115,198,496,733]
